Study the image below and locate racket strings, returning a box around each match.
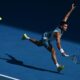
[70,55,80,64]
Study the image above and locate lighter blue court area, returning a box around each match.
[0,24,80,80]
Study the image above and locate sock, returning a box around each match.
[56,63,60,67]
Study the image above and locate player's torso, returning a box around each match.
[42,27,63,41]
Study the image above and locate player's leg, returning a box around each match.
[21,33,43,46]
[44,41,64,72]
[44,42,58,65]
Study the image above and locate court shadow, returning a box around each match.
[0,54,63,75]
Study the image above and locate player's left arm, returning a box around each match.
[62,3,75,22]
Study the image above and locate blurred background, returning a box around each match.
[0,0,80,43]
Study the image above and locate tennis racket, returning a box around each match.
[69,54,80,64]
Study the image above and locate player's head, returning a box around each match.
[60,21,68,31]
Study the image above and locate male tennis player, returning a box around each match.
[22,3,75,72]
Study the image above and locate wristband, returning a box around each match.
[60,48,65,53]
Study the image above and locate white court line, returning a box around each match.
[0,74,20,80]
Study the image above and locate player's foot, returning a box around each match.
[57,65,64,72]
[21,33,30,40]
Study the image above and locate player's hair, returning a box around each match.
[60,21,68,26]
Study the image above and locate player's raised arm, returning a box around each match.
[62,3,75,22]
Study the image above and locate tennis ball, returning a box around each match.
[0,17,2,21]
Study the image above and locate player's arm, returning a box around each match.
[62,3,75,22]
[55,32,69,57]
[55,32,66,54]
[55,32,62,50]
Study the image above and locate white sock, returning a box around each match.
[56,63,60,67]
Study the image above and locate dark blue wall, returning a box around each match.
[0,0,80,43]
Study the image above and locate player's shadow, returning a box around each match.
[0,54,63,74]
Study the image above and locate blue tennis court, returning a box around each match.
[0,24,80,80]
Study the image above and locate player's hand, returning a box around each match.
[71,3,76,10]
[61,52,69,57]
